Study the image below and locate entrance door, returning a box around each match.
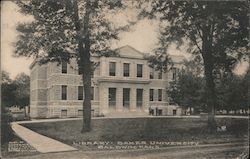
[123,88,130,109]
[109,88,116,109]
[136,89,143,109]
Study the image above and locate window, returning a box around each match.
[123,88,130,108]
[136,89,143,108]
[169,97,175,105]
[91,64,95,78]
[173,110,177,116]
[158,109,162,116]
[158,89,162,101]
[78,86,83,100]
[91,109,95,117]
[78,110,83,116]
[150,89,154,101]
[91,72,94,78]
[137,64,143,77]
[150,68,154,79]
[61,110,67,118]
[109,88,116,108]
[109,62,116,76]
[123,63,130,77]
[62,61,67,74]
[158,71,162,79]
[62,85,67,100]
[90,87,94,100]
[172,67,177,80]
[78,66,82,75]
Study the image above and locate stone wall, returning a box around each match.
[30,50,184,118]
[30,63,48,118]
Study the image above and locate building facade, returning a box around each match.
[30,45,184,118]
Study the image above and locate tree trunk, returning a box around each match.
[81,0,92,132]
[201,40,217,131]
[72,0,92,132]
[81,57,92,132]
[204,61,216,129]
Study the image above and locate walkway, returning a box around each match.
[11,122,77,153]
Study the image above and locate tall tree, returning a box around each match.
[13,73,30,108]
[216,69,249,114]
[167,60,206,114]
[1,71,14,144]
[1,71,17,107]
[15,0,129,132]
[1,72,30,108]
[139,1,249,128]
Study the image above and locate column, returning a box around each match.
[130,88,136,111]
[154,70,158,79]
[116,87,123,111]
[143,62,149,79]
[100,57,107,76]
[154,89,158,101]
[117,60,122,77]
[162,71,168,81]
[99,86,108,115]
[162,88,167,102]
[143,88,149,112]
[131,62,136,78]
[94,86,99,101]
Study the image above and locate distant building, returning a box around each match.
[29,45,184,118]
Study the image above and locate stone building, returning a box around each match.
[30,45,184,118]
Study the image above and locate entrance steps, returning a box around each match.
[105,111,148,118]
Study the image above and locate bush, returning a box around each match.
[1,106,14,144]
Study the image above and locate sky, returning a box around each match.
[1,1,248,79]
[1,1,34,79]
[1,1,163,79]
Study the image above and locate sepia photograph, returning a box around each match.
[1,0,249,158]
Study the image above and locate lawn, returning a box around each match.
[21,117,248,150]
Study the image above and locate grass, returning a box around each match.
[21,117,248,150]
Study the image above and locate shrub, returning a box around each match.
[1,106,14,143]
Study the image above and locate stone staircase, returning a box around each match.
[105,111,148,118]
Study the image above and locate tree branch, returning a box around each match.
[183,29,203,54]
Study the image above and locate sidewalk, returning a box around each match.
[11,122,77,153]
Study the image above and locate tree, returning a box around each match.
[1,71,17,107]
[15,0,129,132]
[216,70,249,114]
[1,72,30,108]
[139,1,249,129]
[241,69,250,113]
[1,71,14,143]
[167,60,206,114]
[1,71,12,84]
[13,73,30,108]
